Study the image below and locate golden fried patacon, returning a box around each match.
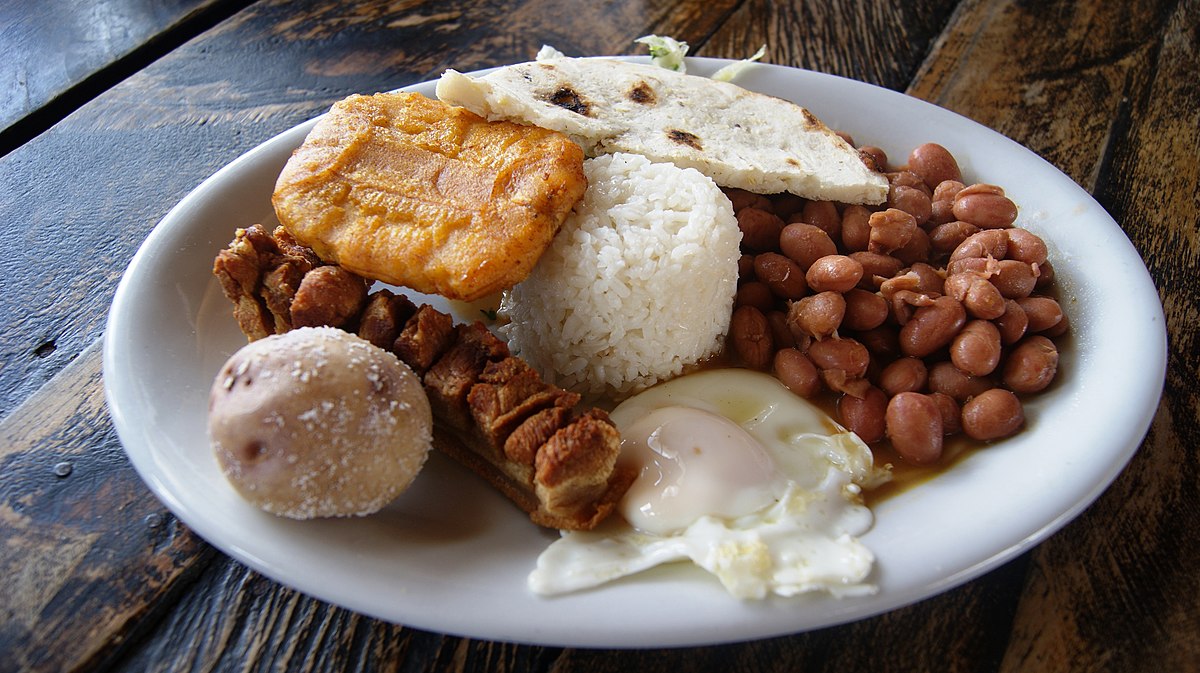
[272,92,588,302]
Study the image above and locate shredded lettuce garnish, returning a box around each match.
[540,37,764,81]
[711,44,767,82]
[635,35,690,73]
[636,35,767,82]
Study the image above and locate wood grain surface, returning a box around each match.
[0,0,1196,671]
[0,0,251,154]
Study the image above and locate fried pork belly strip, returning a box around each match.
[212,225,633,530]
[212,224,368,339]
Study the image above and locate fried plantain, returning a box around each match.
[272,92,587,302]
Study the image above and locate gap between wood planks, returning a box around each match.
[0,0,259,159]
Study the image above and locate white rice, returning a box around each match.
[499,152,741,398]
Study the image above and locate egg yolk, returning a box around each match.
[617,406,787,535]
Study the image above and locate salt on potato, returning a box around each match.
[208,326,432,519]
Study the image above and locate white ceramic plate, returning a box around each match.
[104,58,1166,647]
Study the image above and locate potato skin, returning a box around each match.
[209,326,432,519]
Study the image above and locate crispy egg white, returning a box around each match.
[528,369,890,599]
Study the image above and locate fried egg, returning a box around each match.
[527,369,890,599]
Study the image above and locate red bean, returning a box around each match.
[1005,228,1048,265]
[990,259,1038,299]
[879,270,926,296]
[928,392,962,435]
[899,295,967,357]
[773,348,822,398]
[929,220,980,255]
[725,188,772,213]
[771,193,807,219]
[1042,310,1071,338]
[857,325,901,359]
[729,306,774,369]
[822,370,873,398]
[887,288,935,325]
[994,299,1029,345]
[868,208,918,255]
[806,255,864,293]
[838,385,888,443]
[887,170,932,196]
[908,144,962,190]
[879,357,929,396]
[736,207,785,251]
[780,222,837,270]
[797,200,841,239]
[950,320,1003,377]
[767,310,795,350]
[950,229,1009,262]
[730,143,1065,460]
[842,288,889,331]
[735,282,776,312]
[787,291,846,340]
[738,254,756,281]
[806,337,870,378]
[754,253,808,299]
[788,329,813,353]
[961,389,1024,441]
[888,184,933,227]
[858,146,888,172]
[1003,335,1059,393]
[893,226,933,266]
[850,251,904,289]
[930,180,966,225]
[946,255,997,278]
[1016,296,1064,333]
[841,205,873,252]
[953,184,1018,229]
[943,271,1006,320]
[928,361,994,402]
[907,262,945,295]
[1035,259,1056,289]
[886,392,944,464]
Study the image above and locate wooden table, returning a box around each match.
[1,0,1195,670]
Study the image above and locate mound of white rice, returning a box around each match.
[499,152,741,398]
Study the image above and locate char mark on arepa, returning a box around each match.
[667,129,703,150]
[627,81,656,105]
[546,87,591,115]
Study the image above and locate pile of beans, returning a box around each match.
[725,142,1067,465]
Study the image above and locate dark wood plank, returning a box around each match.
[113,558,570,671]
[696,0,962,89]
[0,0,250,153]
[0,341,215,673]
